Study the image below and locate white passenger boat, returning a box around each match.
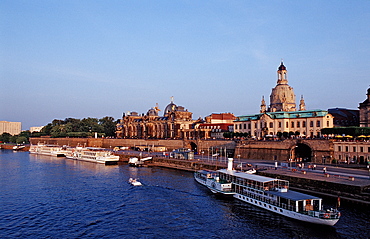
[194,159,341,226]
[129,178,142,186]
[66,147,119,165]
[29,143,66,157]
[194,170,235,196]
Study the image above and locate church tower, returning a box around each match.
[299,95,306,111]
[269,61,296,112]
[260,96,266,113]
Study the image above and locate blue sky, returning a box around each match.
[1,1,369,130]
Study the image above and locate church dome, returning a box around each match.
[147,108,158,116]
[164,102,177,116]
[269,84,296,112]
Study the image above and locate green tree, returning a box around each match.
[16,136,28,144]
[0,133,11,143]
[99,116,116,137]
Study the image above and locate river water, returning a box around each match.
[0,150,368,239]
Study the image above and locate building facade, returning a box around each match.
[0,121,21,135]
[234,62,333,138]
[333,141,370,164]
[116,100,205,139]
[359,87,370,127]
[196,113,235,139]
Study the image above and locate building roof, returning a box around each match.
[236,110,329,122]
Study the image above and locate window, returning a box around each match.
[297,121,300,127]
[360,147,363,153]
[327,121,330,127]
[244,124,247,129]
[345,146,349,152]
[269,122,273,128]
[286,122,288,128]
[317,121,321,127]
[291,122,295,128]
[353,147,356,152]
[338,146,341,152]
[310,121,314,127]
[303,121,306,127]
[279,122,282,128]
[248,123,251,129]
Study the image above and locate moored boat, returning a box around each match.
[194,170,235,196]
[29,143,66,157]
[13,144,25,151]
[194,158,341,226]
[67,147,119,165]
[128,156,152,167]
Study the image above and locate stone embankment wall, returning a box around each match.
[236,139,333,163]
[29,138,236,152]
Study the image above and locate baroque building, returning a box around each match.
[359,87,370,127]
[116,99,205,139]
[234,62,333,138]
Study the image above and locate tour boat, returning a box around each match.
[194,170,235,196]
[29,143,66,157]
[129,178,142,186]
[66,147,119,165]
[194,159,341,226]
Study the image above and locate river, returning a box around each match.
[0,150,368,238]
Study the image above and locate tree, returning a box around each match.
[99,116,116,137]
[16,136,28,144]
[0,133,11,143]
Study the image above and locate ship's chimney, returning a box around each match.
[227,158,233,171]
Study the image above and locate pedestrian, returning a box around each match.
[323,167,327,174]
[313,164,316,170]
